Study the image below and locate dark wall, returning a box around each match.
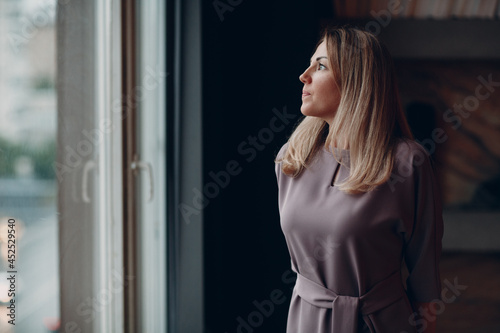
[202,1,333,332]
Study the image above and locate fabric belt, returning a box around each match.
[292,266,405,333]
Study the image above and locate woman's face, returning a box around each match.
[299,40,340,124]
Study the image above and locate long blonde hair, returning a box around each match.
[275,25,414,194]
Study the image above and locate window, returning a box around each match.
[0,0,59,331]
[1,0,203,331]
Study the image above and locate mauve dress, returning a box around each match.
[274,139,444,333]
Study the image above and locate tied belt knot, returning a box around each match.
[292,267,405,332]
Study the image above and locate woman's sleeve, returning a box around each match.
[402,143,444,303]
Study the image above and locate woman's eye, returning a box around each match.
[318,63,326,70]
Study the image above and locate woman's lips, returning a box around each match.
[302,91,311,97]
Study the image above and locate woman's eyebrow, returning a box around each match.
[310,56,328,64]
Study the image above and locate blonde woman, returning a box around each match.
[274,26,444,333]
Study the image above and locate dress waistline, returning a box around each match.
[292,267,405,332]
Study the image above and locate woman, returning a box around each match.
[274,26,444,333]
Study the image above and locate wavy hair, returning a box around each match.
[275,25,414,194]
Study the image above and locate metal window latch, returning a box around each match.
[131,154,154,203]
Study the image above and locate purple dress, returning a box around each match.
[274,139,444,333]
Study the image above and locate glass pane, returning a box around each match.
[0,0,59,332]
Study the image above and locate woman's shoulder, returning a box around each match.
[275,141,290,161]
[393,138,431,166]
[390,138,436,189]
[274,142,290,183]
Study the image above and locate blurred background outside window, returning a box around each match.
[0,0,59,332]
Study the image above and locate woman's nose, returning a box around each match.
[299,70,310,84]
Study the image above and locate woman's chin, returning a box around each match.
[300,108,320,118]
[300,106,313,116]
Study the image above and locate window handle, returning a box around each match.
[82,159,97,203]
[131,155,154,202]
